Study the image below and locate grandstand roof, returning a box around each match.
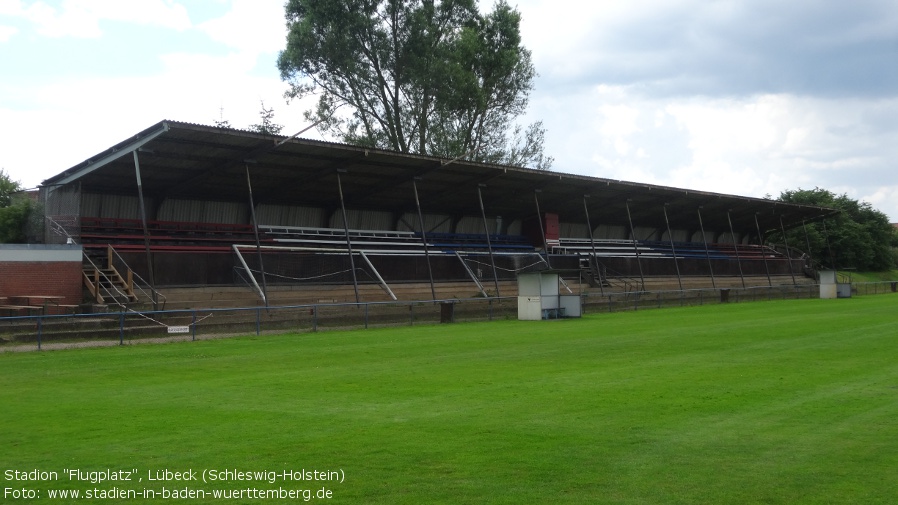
[42,120,838,235]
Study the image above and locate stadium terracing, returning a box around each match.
[39,120,839,309]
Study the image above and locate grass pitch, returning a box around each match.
[2,296,897,504]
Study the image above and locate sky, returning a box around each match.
[1,0,897,221]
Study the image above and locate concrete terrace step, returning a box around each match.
[587,275,815,294]
[136,275,805,310]
[156,281,522,309]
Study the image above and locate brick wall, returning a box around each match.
[0,245,83,308]
[0,262,83,305]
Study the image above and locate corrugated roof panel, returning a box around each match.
[40,120,840,241]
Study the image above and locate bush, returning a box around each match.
[0,198,33,243]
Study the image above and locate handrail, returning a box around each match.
[594,260,640,293]
[82,252,133,306]
[107,245,167,308]
[45,215,78,244]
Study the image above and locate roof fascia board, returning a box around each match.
[48,122,170,187]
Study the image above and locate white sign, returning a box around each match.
[167,326,191,334]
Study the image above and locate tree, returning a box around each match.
[0,168,19,208]
[248,100,284,135]
[0,169,31,243]
[277,0,552,169]
[767,188,896,271]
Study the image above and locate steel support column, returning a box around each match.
[359,251,396,301]
[821,219,836,270]
[455,251,488,298]
[802,220,814,268]
[477,185,501,297]
[534,190,551,268]
[663,204,683,291]
[412,178,436,301]
[245,164,269,307]
[583,195,604,295]
[336,171,360,303]
[624,200,645,291]
[754,213,772,287]
[779,216,797,285]
[726,211,746,288]
[697,207,716,289]
[132,150,158,310]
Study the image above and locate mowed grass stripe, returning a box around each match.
[1,296,896,504]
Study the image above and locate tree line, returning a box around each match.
[766,188,898,272]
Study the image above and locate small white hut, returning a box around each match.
[517,270,582,320]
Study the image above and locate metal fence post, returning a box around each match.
[313,305,318,332]
[192,310,197,341]
[255,308,261,336]
[37,317,42,351]
[119,313,125,345]
[365,303,369,329]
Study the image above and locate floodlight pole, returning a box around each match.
[336,170,361,303]
[697,207,717,289]
[754,213,772,287]
[132,150,158,310]
[726,210,746,288]
[245,164,269,308]
[663,204,683,291]
[412,178,437,302]
[477,184,501,297]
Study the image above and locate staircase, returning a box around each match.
[82,247,139,306]
[578,254,616,289]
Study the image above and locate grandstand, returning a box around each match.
[38,120,837,309]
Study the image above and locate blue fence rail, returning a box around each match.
[0,297,516,352]
[2,282,895,352]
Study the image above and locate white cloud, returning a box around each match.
[530,85,898,220]
[863,186,898,220]
[517,0,898,98]
[0,0,24,15]
[5,0,191,38]
[0,24,17,41]
[159,51,258,78]
[198,0,285,54]
[0,56,321,189]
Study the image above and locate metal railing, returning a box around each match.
[0,297,516,352]
[82,252,130,305]
[107,245,167,309]
[2,282,895,353]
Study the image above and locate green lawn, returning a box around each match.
[842,269,898,282]
[2,296,897,504]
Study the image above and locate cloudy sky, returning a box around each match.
[2,0,897,221]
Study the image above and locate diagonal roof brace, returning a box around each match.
[48,122,170,188]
